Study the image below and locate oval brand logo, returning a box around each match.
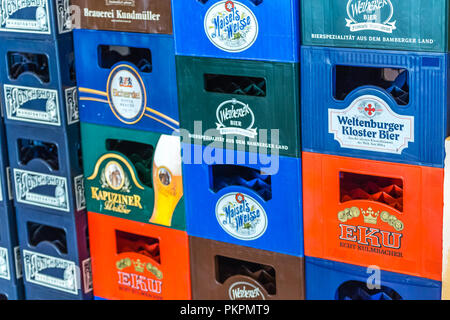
[346,0,396,33]
[228,281,265,300]
[107,64,147,125]
[216,192,267,241]
[204,0,259,53]
[216,99,257,138]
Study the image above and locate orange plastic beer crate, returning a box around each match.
[303,151,443,281]
[87,211,191,300]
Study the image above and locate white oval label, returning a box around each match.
[329,94,414,154]
[228,281,265,300]
[107,65,146,125]
[204,0,259,53]
[215,192,267,240]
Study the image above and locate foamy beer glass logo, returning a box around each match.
[204,0,259,52]
[107,64,147,125]
[149,135,183,226]
[346,0,396,33]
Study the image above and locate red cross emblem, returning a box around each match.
[225,1,234,12]
[365,103,376,116]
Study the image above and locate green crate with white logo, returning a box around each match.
[302,0,449,52]
[176,56,301,158]
[81,122,186,230]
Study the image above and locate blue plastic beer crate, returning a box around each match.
[0,0,72,40]
[305,257,442,300]
[16,208,93,300]
[182,143,303,257]
[74,29,179,135]
[301,46,449,168]
[0,33,79,129]
[0,207,23,301]
[172,0,300,63]
[5,123,85,216]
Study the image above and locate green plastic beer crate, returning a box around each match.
[80,122,186,230]
[176,56,301,158]
[302,0,449,52]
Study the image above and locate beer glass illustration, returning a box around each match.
[149,135,183,226]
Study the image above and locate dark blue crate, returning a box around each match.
[172,0,300,63]
[5,122,86,216]
[182,143,303,257]
[305,257,442,300]
[16,207,93,300]
[0,123,13,209]
[0,33,79,129]
[0,206,23,300]
[0,0,72,41]
[74,29,179,135]
[301,46,449,168]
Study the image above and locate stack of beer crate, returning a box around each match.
[172,1,305,300]
[301,0,446,300]
[0,95,22,299]
[0,1,92,300]
[71,0,191,300]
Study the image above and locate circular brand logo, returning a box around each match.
[204,1,259,53]
[215,192,267,241]
[107,64,147,125]
[158,167,172,186]
[105,161,125,191]
[228,281,265,300]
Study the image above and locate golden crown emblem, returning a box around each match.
[361,207,379,225]
[133,259,145,273]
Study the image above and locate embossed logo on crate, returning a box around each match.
[82,258,93,293]
[228,281,265,300]
[204,0,259,53]
[4,85,61,126]
[74,175,86,211]
[329,95,414,154]
[14,169,69,212]
[346,0,396,33]
[65,87,79,125]
[216,99,257,138]
[23,250,78,295]
[0,247,11,280]
[216,192,268,241]
[0,0,51,34]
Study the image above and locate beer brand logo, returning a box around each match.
[56,0,72,33]
[228,282,265,300]
[74,175,86,211]
[14,169,69,212]
[14,246,22,279]
[216,192,267,241]
[65,87,79,125]
[116,257,163,297]
[82,258,93,294]
[4,85,61,126]
[87,154,144,215]
[0,0,51,34]
[346,0,396,33]
[204,0,259,53]
[338,206,404,255]
[216,99,257,138]
[0,247,10,280]
[107,64,146,125]
[329,95,414,154]
[23,250,78,295]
